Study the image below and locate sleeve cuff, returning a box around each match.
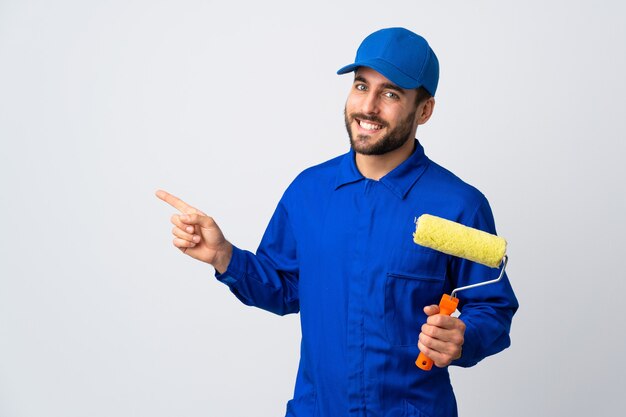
[452,320,481,368]
[214,245,247,286]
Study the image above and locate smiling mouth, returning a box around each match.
[356,118,384,131]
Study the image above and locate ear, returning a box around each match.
[416,97,436,125]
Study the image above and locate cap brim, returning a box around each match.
[336,58,419,90]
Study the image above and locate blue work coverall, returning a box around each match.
[216,140,518,417]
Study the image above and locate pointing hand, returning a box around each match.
[155,189,232,273]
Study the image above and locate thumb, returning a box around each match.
[423,304,440,316]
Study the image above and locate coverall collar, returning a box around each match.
[335,139,430,199]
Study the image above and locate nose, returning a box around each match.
[361,91,380,115]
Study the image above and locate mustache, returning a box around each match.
[349,113,388,127]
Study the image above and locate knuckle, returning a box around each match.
[450,335,463,348]
[428,326,439,338]
[444,344,456,356]
[455,346,463,357]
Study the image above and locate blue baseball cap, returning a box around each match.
[337,27,439,96]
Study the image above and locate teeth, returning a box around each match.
[359,120,382,131]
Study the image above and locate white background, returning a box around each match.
[1,1,625,416]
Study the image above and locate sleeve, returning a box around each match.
[214,197,300,316]
[450,196,519,367]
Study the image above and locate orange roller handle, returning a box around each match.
[416,294,460,371]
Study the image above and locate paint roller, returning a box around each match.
[412,214,509,371]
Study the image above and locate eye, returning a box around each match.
[384,91,399,99]
[355,83,367,91]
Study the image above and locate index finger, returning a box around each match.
[155,189,197,214]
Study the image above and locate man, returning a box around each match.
[157,27,518,417]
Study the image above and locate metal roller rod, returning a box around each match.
[450,256,508,299]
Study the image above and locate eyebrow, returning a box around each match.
[354,75,405,95]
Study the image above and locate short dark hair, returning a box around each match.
[415,86,432,106]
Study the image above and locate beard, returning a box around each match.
[344,106,417,156]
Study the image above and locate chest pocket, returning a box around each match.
[384,265,446,347]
